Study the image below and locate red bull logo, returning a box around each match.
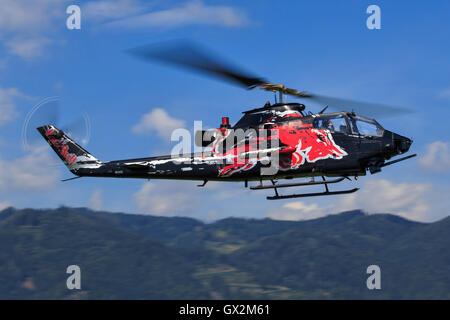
[277,126,347,169]
[213,119,347,177]
[45,127,78,166]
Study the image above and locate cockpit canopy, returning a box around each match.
[313,113,384,136]
[350,115,384,136]
[313,114,349,133]
[233,101,384,137]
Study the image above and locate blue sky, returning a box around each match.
[0,0,449,222]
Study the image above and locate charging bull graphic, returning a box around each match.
[277,126,348,170]
[213,114,348,177]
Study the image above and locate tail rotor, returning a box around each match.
[22,97,91,167]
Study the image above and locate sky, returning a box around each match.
[0,0,449,222]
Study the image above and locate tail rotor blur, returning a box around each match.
[22,97,91,167]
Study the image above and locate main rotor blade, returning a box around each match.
[128,40,266,89]
[129,41,411,118]
[303,94,411,118]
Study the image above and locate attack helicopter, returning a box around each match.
[38,41,416,200]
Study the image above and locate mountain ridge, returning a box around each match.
[0,207,448,299]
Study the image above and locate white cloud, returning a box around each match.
[133,180,254,220]
[0,201,12,210]
[5,37,52,59]
[88,189,103,211]
[438,88,450,100]
[0,87,31,126]
[132,108,185,139]
[267,201,328,221]
[267,179,440,222]
[0,1,249,58]
[106,0,249,29]
[334,179,432,221]
[83,0,145,21]
[0,0,67,59]
[419,141,450,172]
[0,147,60,192]
[0,0,62,32]
[133,180,199,216]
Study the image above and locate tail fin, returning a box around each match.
[37,125,101,172]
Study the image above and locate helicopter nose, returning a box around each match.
[392,133,412,154]
[383,131,412,157]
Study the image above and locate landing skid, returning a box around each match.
[251,176,359,200]
[266,188,359,200]
[250,177,345,190]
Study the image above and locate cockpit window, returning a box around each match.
[313,115,349,133]
[350,116,384,136]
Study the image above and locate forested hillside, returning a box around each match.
[0,207,448,299]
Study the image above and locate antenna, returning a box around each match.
[319,105,328,114]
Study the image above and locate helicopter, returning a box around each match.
[37,41,416,200]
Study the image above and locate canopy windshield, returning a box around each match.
[349,115,384,136]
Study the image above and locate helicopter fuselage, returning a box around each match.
[42,103,412,185]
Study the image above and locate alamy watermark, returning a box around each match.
[66,265,81,290]
[366,265,381,290]
[66,5,81,30]
[366,5,381,30]
[65,4,381,31]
